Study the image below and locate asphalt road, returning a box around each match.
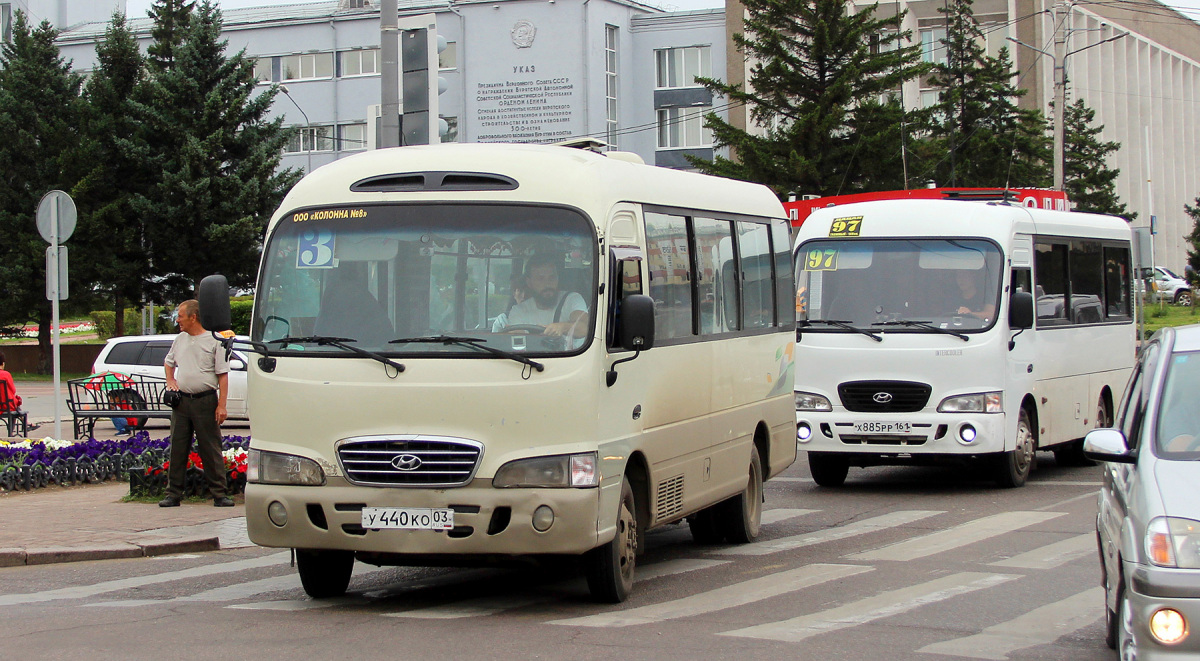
[0,454,1113,661]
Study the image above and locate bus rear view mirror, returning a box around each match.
[1009,291,1033,330]
[619,295,655,352]
[198,274,233,333]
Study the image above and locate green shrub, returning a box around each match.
[89,309,143,339]
[231,300,254,335]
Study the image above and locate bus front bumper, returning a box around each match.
[795,411,1008,457]
[245,478,603,557]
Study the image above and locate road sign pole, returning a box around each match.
[37,190,76,441]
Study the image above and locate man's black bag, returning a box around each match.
[163,390,182,409]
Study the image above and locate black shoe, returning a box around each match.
[158,496,181,507]
[213,497,235,507]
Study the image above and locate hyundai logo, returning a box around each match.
[873,392,894,404]
[391,454,423,471]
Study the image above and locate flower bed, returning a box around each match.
[130,447,249,497]
[0,433,250,494]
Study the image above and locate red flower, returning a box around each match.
[230,470,239,479]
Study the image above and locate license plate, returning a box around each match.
[853,421,912,434]
[361,507,454,530]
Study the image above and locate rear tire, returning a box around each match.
[995,408,1035,488]
[1175,289,1192,306]
[808,452,849,487]
[716,445,763,544]
[586,479,638,603]
[688,508,725,544]
[296,549,354,599]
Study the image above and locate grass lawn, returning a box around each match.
[1142,302,1200,336]
[12,372,91,382]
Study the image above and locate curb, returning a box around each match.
[3,536,220,567]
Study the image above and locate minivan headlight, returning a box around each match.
[247,448,325,486]
[795,391,832,412]
[938,391,1003,413]
[493,452,599,488]
[1146,517,1200,568]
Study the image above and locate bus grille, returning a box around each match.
[838,381,931,413]
[337,436,483,487]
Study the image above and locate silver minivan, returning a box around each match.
[1086,324,1200,659]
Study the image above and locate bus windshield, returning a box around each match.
[795,238,1003,332]
[254,203,596,356]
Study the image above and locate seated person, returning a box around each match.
[497,254,588,339]
[950,269,996,321]
[491,282,528,333]
[313,267,394,346]
[0,352,22,412]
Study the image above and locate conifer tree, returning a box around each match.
[0,12,85,367]
[1184,201,1200,284]
[693,0,928,197]
[1063,98,1133,219]
[922,0,1051,187]
[76,12,151,335]
[136,1,299,297]
[146,0,195,72]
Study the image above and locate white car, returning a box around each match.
[91,334,250,419]
[1144,266,1193,305]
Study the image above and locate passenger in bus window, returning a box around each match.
[950,268,996,321]
[499,253,588,337]
[490,281,528,332]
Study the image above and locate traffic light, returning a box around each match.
[399,19,447,145]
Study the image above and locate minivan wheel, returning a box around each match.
[1176,289,1192,306]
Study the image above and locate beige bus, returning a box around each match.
[199,142,796,602]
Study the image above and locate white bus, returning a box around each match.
[791,197,1135,488]
[198,143,797,602]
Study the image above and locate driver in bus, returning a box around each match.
[950,268,996,321]
[497,253,588,338]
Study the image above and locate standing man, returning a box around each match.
[159,299,233,508]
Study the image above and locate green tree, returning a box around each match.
[1063,98,1133,219]
[1184,201,1200,285]
[146,0,195,72]
[922,0,1051,187]
[136,1,298,298]
[0,12,86,368]
[75,12,152,336]
[692,0,928,197]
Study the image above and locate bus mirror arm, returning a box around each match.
[606,351,641,387]
[1008,327,1025,351]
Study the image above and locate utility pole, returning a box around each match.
[1052,2,1068,191]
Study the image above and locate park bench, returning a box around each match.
[0,380,28,437]
[66,373,173,439]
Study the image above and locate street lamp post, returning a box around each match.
[279,84,312,173]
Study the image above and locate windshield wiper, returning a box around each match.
[389,335,545,372]
[270,336,405,372]
[797,319,882,342]
[872,319,970,342]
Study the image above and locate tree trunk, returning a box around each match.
[114,293,125,337]
[36,307,52,374]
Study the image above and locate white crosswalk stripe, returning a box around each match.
[918,587,1104,659]
[713,510,944,557]
[989,533,1095,570]
[759,508,818,525]
[720,572,1019,643]
[547,563,874,628]
[847,511,1066,562]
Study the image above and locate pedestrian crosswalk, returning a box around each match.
[0,505,1109,658]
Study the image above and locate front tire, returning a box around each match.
[1175,289,1192,306]
[995,408,1035,488]
[716,445,763,544]
[1117,580,1138,660]
[808,452,849,487]
[586,478,638,603]
[296,548,354,599]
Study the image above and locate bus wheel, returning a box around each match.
[687,508,725,544]
[717,445,763,544]
[995,408,1035,488]
[296,548,354,599]
[808,452,849,487]
[586,478,638,603]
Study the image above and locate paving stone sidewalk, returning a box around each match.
[0,481,250,568]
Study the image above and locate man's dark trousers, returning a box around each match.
[165,392,228,499]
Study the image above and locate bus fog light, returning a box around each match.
[1149,608,1188,644]
[532,505,555,532]
[798,422,813,442]
[958,424,977,444]
[267,501,288,527]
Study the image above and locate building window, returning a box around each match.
[657,107,712,149]
[253,57,273,83]
[439,41,457,70]
[920,27,947,65]
[605,25,618,148]
[1,4,11,44]
[655,45,711,89]
[870,30,898,55]
[340,0,370,8]
[441,116,459,143]
[286,125,335,153]
[339,49,378,77]
[339,123,367,151]
[282,53,334,82]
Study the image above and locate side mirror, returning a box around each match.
[618,295,655,352]
[1082,428,1138,464]
[1009,291,1033,330]
[229,357,247,371]
[198,274,233,333]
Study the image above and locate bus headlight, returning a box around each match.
[247,449,325,486]
[938,391,1003,413]
[493,452,599,488]
[1145,517,1200,568]
[795,391,832,412]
